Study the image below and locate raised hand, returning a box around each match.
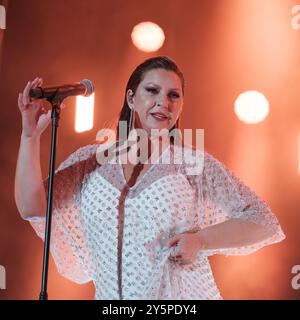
[18,77,65,138]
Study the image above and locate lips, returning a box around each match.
[150,112,170,121]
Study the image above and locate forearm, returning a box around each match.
[14,134,46,219]
[198,218,275,251]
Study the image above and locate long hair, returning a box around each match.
[115,56,185,141]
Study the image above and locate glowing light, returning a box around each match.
[298,130,300,174]
[0,265,5,290]
[0,5,6,30]
[75,93,94,133]
[131,21,165,52]
[234,91,269,124]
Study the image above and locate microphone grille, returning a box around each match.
[81,79,94,97]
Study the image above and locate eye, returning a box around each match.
[170,92,180,99]
[146,87,158,94]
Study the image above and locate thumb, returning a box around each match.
[168,234,182,248]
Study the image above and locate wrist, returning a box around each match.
[196,229,209,251]
[21,131,41,142]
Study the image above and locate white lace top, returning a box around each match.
[24,142,286,300]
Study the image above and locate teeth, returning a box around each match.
[151,113,167,119]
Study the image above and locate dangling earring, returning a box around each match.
[170,118,181,145]
[128,107,135,133]
[127,107,137,160]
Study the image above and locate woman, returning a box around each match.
[15,56,285,300]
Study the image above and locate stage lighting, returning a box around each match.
[234,90,269,124]
[0,5,5,30]
[75,93,94,133]
[298,130,300,174]
[131,21,165,52]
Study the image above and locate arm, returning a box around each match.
[16,79,94,283]
[198,218,275,251]
[198,151,285,256]
[14,77,51,219]
[167,217,277,264]
[15,134,47,219]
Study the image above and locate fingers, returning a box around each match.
[169,254,192,265]
[39,109,52,123]
[168,234,181,248]
[22,80,32,106]
[169,254,182,261]
[35,102,47,120]
[31,76,43,90]
[20,77,43,106]
[18,93,24,111]
[37,77,43,87]
[18,77,67,117]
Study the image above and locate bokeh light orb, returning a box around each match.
[131,21,165,52]
[234,90,269,124]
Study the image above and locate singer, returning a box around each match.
[15,56,285,300]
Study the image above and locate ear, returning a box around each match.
[126,89,135,109]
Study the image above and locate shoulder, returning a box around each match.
[201,150,243,186]
[203,150,223,168]
[57,143,99,172]
[178,143,231,177]
[171,143,207,176]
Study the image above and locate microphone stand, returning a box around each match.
[39,96,62,300]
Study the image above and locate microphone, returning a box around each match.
[29,79,94,101]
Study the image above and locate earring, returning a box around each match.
[128,107,135,132]
[170,118,181,145]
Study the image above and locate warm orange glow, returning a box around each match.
[0,5,6,30]
[75,93,94,133]
[3,0,294,301]
[299,130,300,174]
[234,91,269,124]
[131,21,165,52]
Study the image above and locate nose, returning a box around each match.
[156,93,169,108]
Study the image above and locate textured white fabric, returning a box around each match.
[24,142,286,300]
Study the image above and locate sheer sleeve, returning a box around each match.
[197,151,286,256]
[23,144,98,284]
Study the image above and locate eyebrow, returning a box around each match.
[145,82,181,91]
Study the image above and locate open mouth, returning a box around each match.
[150,112,169,121]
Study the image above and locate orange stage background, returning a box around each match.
[0,0,299,300]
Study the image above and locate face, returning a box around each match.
[126,68,184,135]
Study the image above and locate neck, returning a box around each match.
[147,135,170,165]
[126,131,170,164]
